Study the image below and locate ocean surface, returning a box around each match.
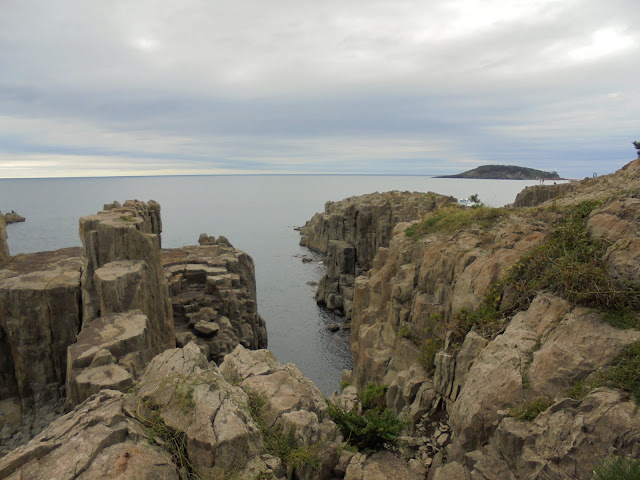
[0,175,539,394]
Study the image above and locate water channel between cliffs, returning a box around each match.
[0,175,538,395]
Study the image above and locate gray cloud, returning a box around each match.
[0,0,638,178]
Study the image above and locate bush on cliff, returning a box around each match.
[327,401,403,451]
[452,200,640,344]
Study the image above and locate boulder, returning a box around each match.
[0,390,176,480]
[344,451,423,480]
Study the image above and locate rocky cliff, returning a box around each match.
[0,200,270,462]
[0,214,8,266]
[335,159,640,479]
[161,240,268,363]
[299,191,456,318]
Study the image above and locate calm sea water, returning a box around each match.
[0,175,538,394]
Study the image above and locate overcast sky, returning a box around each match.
[1,0,638,178]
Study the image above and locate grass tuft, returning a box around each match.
[247,392,320,470]
[405,205,508,239]
[508,397,553,422]
[592,455,640,480]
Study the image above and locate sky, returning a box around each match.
[0,0,638,178]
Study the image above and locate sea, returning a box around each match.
[0,175,540,395]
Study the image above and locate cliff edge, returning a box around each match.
[307,159,640,479]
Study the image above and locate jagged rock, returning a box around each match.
[344,451,423,480]
[350,214,548,400]
[3,211,25,224]
[455,389,640,480]
[198,233,216,245]
[136,343,266,478]
[0,248,82,443]
[3,342,343,479]
[193,320,220,337]
[447,294,640,461]
[161,244,267,363]
[0,390,175,480]
[300,191,456,319]
[587,197,640,283]
[220,345,342,480]
[66,311,157,408]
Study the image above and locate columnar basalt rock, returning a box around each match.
[0,213,9,267]
[79,200,170,335]
[161,241,267,363]
[300,191,456,318]
[0,247,82,449]
[65,200,175,408]
[342,160,640,478]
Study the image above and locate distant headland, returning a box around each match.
[436,164,561,180]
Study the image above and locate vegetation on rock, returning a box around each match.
[405,204,508,239]
[328,382,403,451]
[592,455,640,480]
[247,392,320,470]
[508,397,553,422]
[437,165,561,180]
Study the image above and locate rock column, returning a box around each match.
[0,213,9,266]
[66,200,175,407]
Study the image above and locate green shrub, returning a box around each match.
[247,393,320,469]
[592,455,640,480]
[419,336,444,374]
[451,285,507,341]
[600,342,640,404]
[405,205,508,239]
[508,397,553,421]
[327,401,403,451]
[359,383,388,411]
[505,200,640,321]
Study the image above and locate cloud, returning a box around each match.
[0,0,638,178]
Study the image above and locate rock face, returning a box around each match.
[161,241,267,363]
[65,200,175,408]
[0,214,8,266]
[0,343,346,480]
[300,191,456,318]
[324,160,640,478]
[0,248,83,450]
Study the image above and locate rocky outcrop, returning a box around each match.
[350,215,548,394]
[65,200,175,408]
[161,241,267,363]
[0,247,82,450]
[512,182,577,207]
[0,214,8,267]
[2,211,25,224]
[0,343,347,480]
[435,389,640,480]
[79,200,170,335]
[341,159,640,478]
[300,191,456,318]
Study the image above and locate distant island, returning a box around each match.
[437,165,561,180]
